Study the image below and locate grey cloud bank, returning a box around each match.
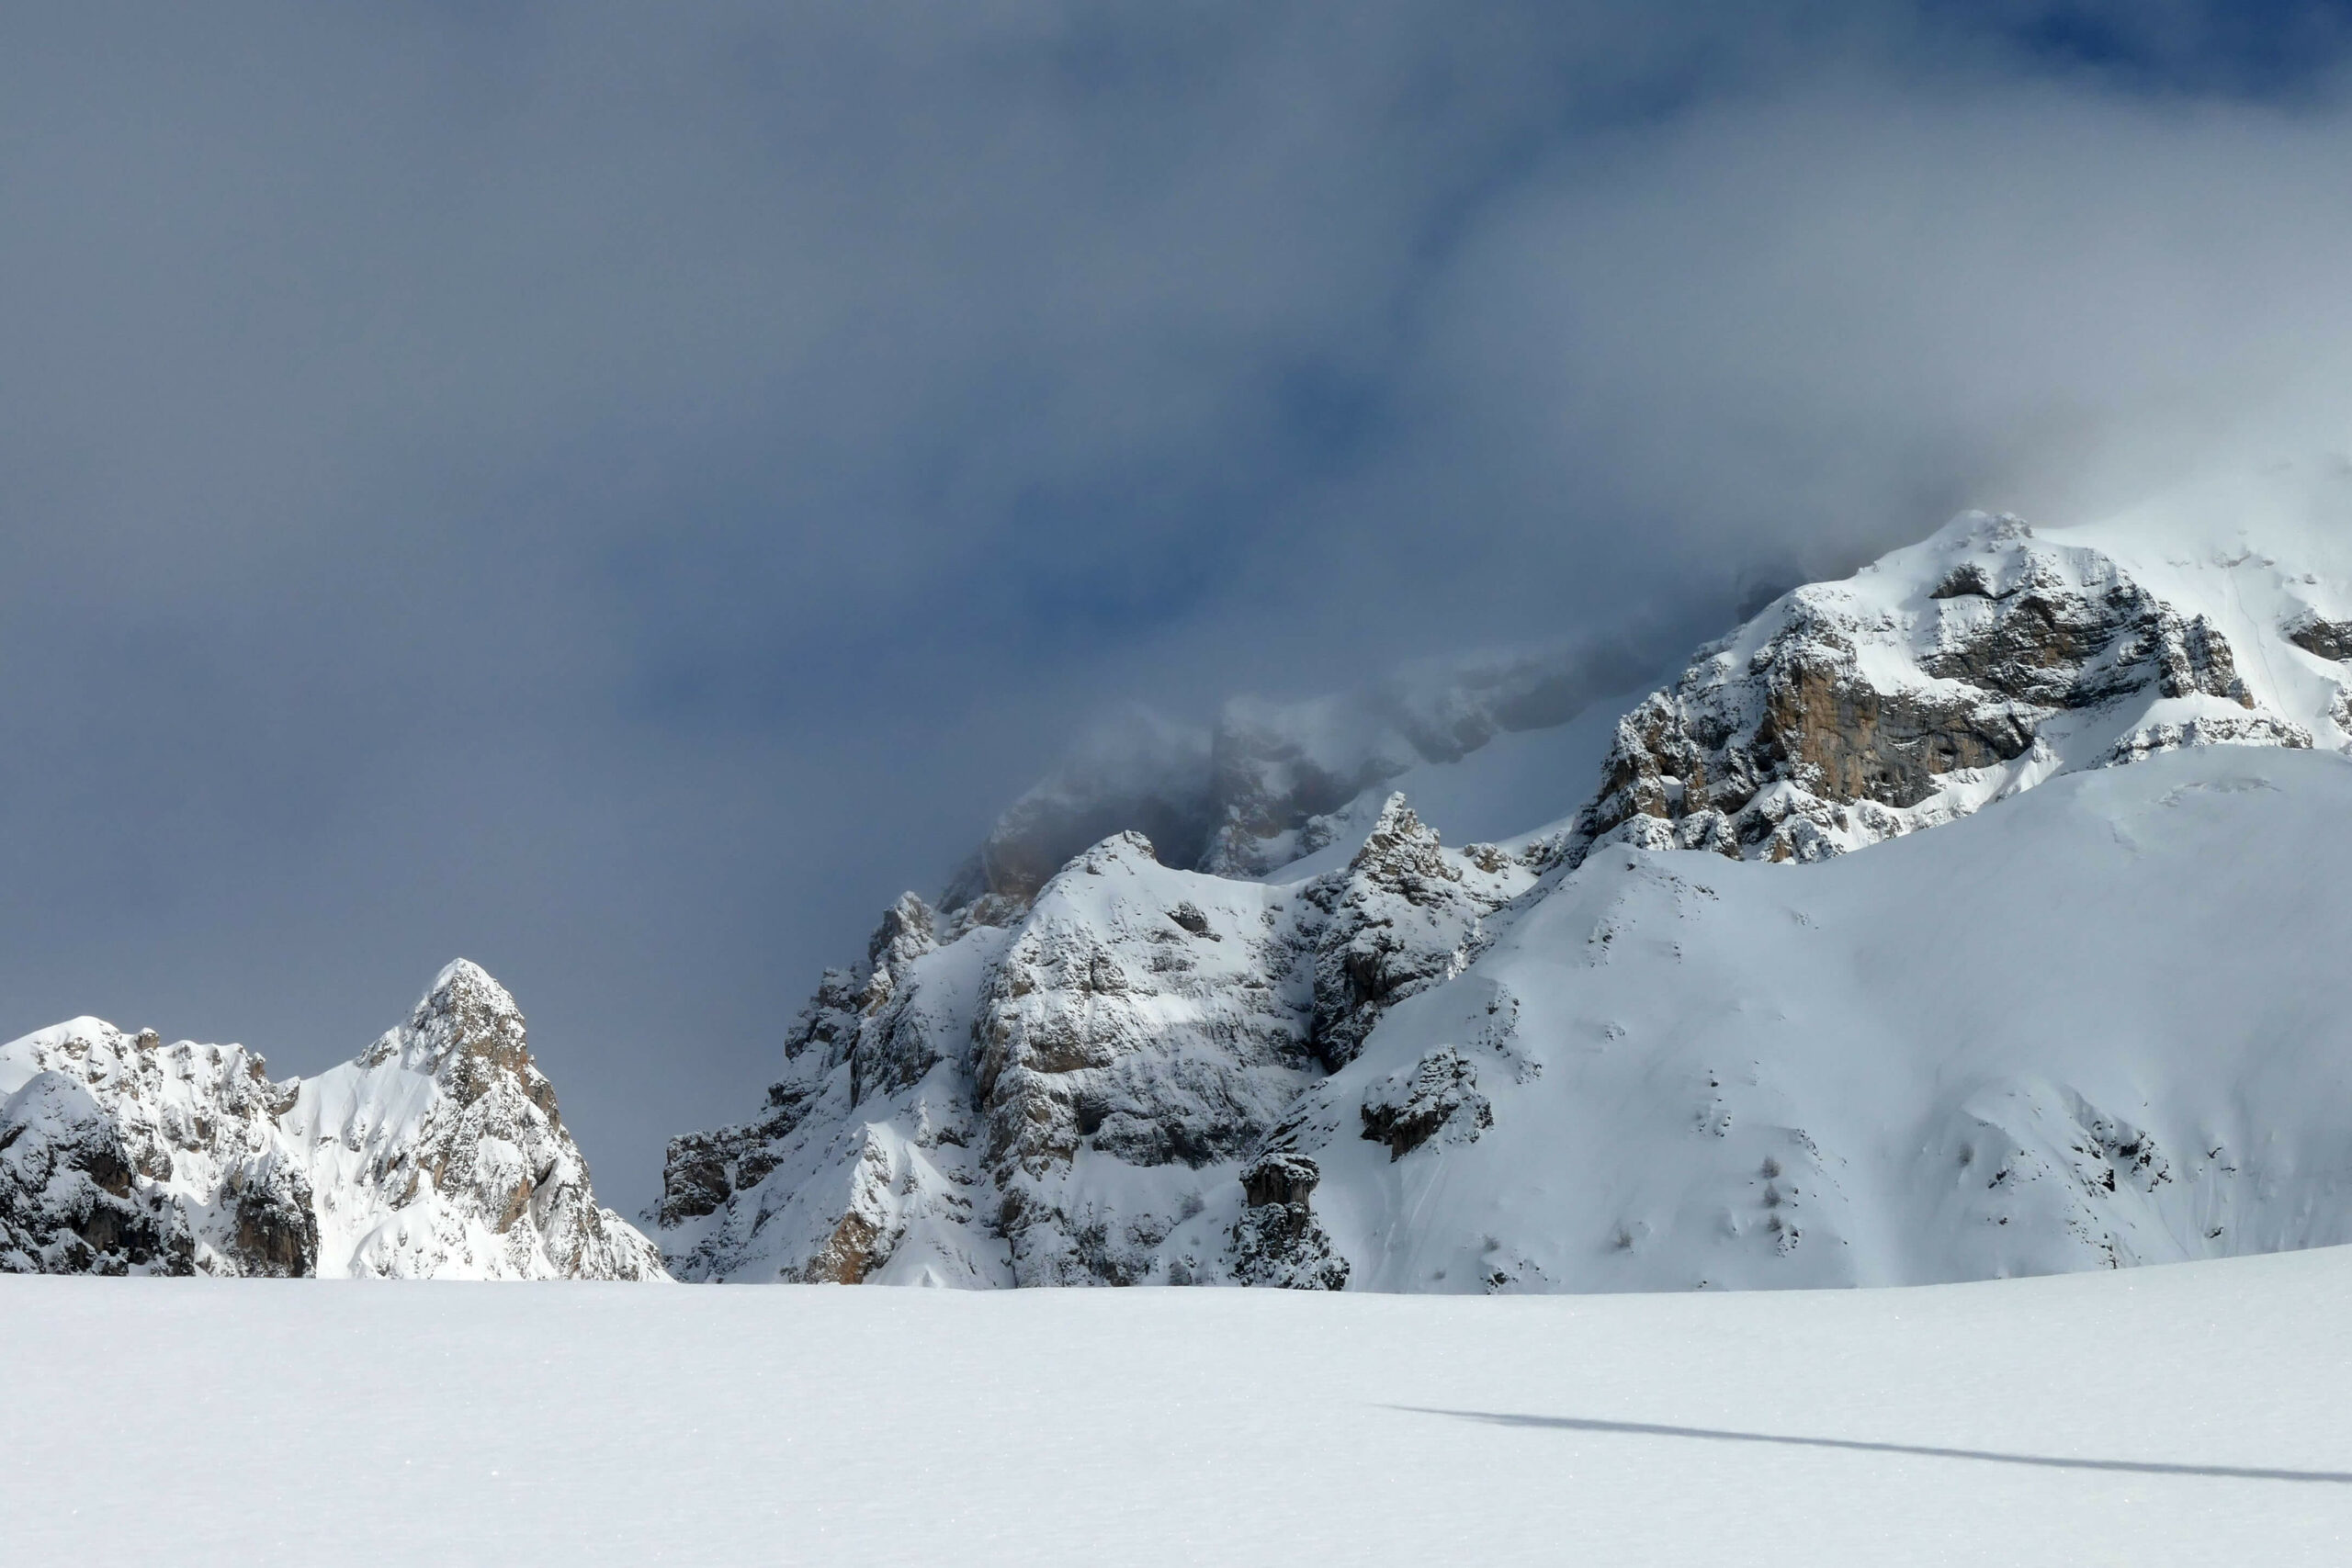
[4,1,2349,1213]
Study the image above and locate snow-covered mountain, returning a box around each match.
[1553,508,2335,868]
[661,504,2352,1289]
[1,961,663,1280]
[660,797,1531,1285]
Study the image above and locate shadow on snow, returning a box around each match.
[1394,1409,2352,1484]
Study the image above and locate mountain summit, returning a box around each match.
[1,963,663,1280]
[660,505,2352,1290]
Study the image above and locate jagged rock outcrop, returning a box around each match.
[1305,796,1518,1069]
[660,800,1530,1285]
[656,886,1010,1285]
[0,962,662,1280]
[285,961,665,1280]
[970,833,1320,1283]
[0,1021,311,1276]
[2286,613,2352,662]
[1228,1153,1347,1290]
[1553,512,2325,868]
[1359,1047,1492,1160]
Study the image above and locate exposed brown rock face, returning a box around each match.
[1562,513,2300,868]
[2288,614,2352,662]
[232,1178,321,1275]
[800,1207,887,1284]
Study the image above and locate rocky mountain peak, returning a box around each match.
[656,500,2352,1298]
[288,963,662,1280]
[365,958,534,1081]
[866,893,936,970]
[1557,509,2323,868]
[3,965,662,1281]
[1347,793,1458,889]
[349,961,565,1150]
[660,779,1539,1285]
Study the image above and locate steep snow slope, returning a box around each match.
[667,504,2352,1291]
[1279,743,2352,1290]
[7,1251,2352,1565]
[1,962,662,1280]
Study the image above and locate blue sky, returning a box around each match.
[4,1,2349,1212]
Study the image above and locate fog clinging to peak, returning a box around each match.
[6,1,2351,1211]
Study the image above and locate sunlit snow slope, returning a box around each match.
[6,1250,2352,1565]
[1298,742,2352,1290]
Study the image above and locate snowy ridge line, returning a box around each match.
[663,503,2352,1291]
[1,960,663,1280]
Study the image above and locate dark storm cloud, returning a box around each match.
[4,1,2349,1212]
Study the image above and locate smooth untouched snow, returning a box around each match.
[5,1247,2352,1564]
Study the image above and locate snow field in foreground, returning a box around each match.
[6,1247,2352,1565]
